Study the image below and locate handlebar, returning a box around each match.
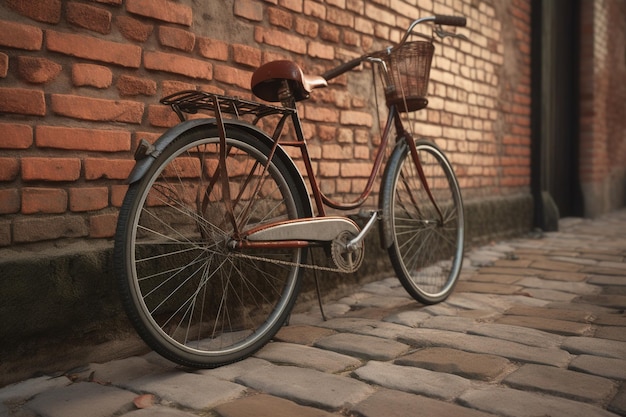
[322,15,467,81]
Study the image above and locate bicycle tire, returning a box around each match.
[114,125,309,367]
[381,139,464,304]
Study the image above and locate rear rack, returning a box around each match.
[160,90,294,123]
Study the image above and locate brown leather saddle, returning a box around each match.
[251,60,328,102]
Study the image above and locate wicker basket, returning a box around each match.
[378,41,434,112]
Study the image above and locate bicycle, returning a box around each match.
[114,15,468,368]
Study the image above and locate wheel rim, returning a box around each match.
[391,143,464,299]
[125,136,302,359]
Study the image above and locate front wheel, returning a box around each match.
[381,139,464,304]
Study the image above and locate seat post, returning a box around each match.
[278,80,296,109]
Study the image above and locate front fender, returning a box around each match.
[127,118,274,184]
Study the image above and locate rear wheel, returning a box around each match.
[381,139,464,304]
[114,126,309,367]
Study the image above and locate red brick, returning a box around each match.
[36,126,131,152]
[268,7,293,29]
[6,0,61,24]
[72,63,112,88]
[90,212,118,238]
[0,87,46,116]
[340,110,372,127]
[158,26,195,52]
[69,187,109,212]
[162,80,196,97]
[126,0,192,26]
[254,27,307,55]
[0,157,19,182]
[234,0,264,22]
[21,188,67,214]
[110,184,128,207]
[17,56,62,84]
[22,157,81,182]
[0,20,43,51]
[93,0,122,4]
[51,94,144,124]
[0,53,8,78]
[295,17,319,38]
[279,0,303,13]
[213,64,252,90]
[13,215,88,243]
[116,74,157,97]
[233,44,261,68]
[46,30,141,68]
[0,189,20,214]
[148,104,181,128]
[0,123,33,149]
[144,51,212,80]
[304,0,326,18]
[197,37,229,61]
[308,41,334,60]
[116,16,153,42]
[66,2,112,34]
[327,7,353,27]
[84,158,134,180]
[340,162,371,177]
[320,25,341,43]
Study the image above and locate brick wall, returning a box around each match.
[0,0,532,247]
[579,0,626,216]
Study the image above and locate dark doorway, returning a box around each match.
[531,0,584,229]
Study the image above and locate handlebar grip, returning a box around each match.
[434,15,467,27]
[322,56,365,81]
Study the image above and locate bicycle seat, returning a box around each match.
[251,60,328,102]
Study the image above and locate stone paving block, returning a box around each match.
[459,386,620,417]
[360,281,411,298]
[495,315,593,336]
[540,270,588,282]
[594,312,626,326]
[382,310,431,327]
[200,358,273,382]
[594,326,626,342]
[236,365,374,410]
[124,370,246,410]
[576,295,626,309]
[399,328,571,367]
[521,288,579,302]
[213,394,335,417]
[26,382,136,417]
[531,259,585,272]
[77,356,167,385]
[519,277,602,295]
[454,281,524,295]
[120,406,200,416]
[568,355,626,380]
[582,266,626,276]
[504,305,596,322]
[350,388,496,417]
[314,332,409,360]
[550,255,598,266]
[466,273,522,284]
[468,322,565,348]
[318,316,412,339]
[503,363,617,403]
[274,325,336,345]
[395,347,511,381]
[0,375,71,402]
[609,384,626,416]
[254,342,361,372]
[588,275,626,286]
[353,361,472,400]
[444,292,518,312]
[493,259,534,268]
[562,337,626,359]
[421,315,476,333]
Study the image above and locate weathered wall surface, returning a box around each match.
[0,0,533,385]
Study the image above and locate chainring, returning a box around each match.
[331,230,364,273]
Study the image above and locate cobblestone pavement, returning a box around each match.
[2,210,626,417]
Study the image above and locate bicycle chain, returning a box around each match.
[231,251,347,273]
